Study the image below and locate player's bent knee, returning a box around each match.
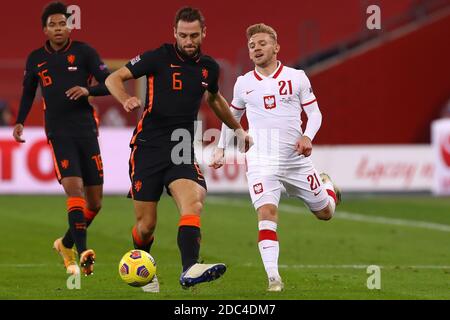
[65,187,84,198]
[136,221,156,239]
[135,212,157,230]
[62,178,84,197]
[257,204,278,221]
[186,200,203,215]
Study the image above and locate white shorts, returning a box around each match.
[246,158,329,212]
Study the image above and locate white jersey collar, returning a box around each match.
[253,61,284,81]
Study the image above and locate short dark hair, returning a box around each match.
[41,2,69,28]
[174,6,205,29]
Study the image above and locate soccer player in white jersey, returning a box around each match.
[210,23,341,292]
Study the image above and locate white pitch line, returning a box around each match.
[207,196,450,233]
[0,263,449,270]
[242,263,450,270]
[283,203,450,233]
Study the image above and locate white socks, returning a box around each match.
[258,220,280,280]
[322,180,336,215]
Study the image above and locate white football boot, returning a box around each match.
[141,275,160,293]
[179,263,227,289]
[267,276,284,292]
[320,173,342,205]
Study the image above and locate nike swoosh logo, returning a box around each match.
[246,90,255,95]
[37,62,47,68]
[262,246,275,249]
[314,190,322,196]
[170,64,181,68]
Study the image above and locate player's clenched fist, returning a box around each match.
[295,136,312,157]
[235,128,254,153]
[65,86,89,100]
[123,97,142,112]
[209,147,225,169]
[12,124,25,143]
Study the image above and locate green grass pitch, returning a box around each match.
[0,194,449,300]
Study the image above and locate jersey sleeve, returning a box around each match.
[16,53,38,125]
[299,71,317,107]
[217,77,246,148]
[206,59,220,94]
[83,44,111,96]
[299,71,322,141]
[230,76,246,110]
[125,49,160,79]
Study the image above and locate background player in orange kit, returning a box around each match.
[13,2,111,276]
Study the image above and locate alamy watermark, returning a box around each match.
[366,265,381,290]
[66,268,81,290]
[67,5,81,30]
[170,121,285,173]
[366,5,381,30]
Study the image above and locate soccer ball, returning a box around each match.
[118,250,156,287]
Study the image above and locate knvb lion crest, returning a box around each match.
[134,180,142,192]
[67,54,76,65]
[61,160,69,169]
[263,95,276,109]
[202,68,208,79]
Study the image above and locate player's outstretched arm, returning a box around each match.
[206,91,253,153]
[295,103,322,156]
[210,102,246,169]
[209,147,225,169]
[13,55,39,143]
[206,91,241,130]
[105,67,142,112]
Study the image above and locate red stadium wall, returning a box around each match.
[311,11,450,144]
[0,0,419,62]
[0,0,447,144]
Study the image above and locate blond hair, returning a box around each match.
[246,23,278,42]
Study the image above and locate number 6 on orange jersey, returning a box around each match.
[172,72,182,90]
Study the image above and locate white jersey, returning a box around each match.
[230,62,319,167]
